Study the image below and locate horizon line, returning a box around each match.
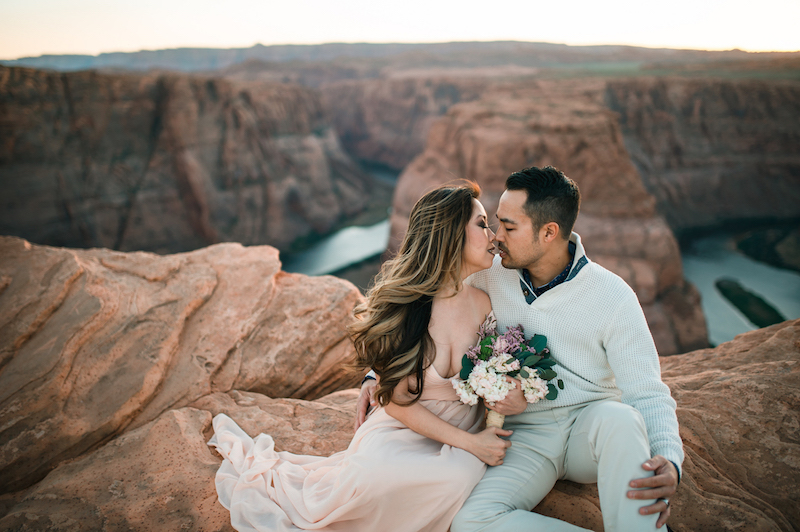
[4,39,800,62]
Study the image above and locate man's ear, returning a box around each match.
[541,222,560,243]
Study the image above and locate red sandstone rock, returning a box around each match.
[390,83,707,355]
[659,319,800,530]
[0,407,232,532]
[0,65,373,253]
[0,389,359,531]
[0,236,362,494]
[3,320,796,530]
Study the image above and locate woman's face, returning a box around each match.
[461,198,496,278]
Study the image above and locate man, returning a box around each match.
[357,166,682,531]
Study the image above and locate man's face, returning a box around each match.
[493,189,544,271]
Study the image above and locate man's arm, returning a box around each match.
[355,371,377,431]
[603,286,684,527]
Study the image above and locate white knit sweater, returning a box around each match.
[467,232,684,472]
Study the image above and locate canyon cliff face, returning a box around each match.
[605,78,800,233]
[0,236,362,495]
[0,240,796,531]
[0,66,373,254]
[390,80,707,355]
[320,78,489,170]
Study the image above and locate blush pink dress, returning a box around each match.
[208,363,486,532]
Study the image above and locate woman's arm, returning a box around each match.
[384,376,511,466]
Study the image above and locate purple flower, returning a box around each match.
[477,314,498,340]
[465,345,481,363]
[492,336,511,354]
[502,325,525,353]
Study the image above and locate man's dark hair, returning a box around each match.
[505,166,580,240]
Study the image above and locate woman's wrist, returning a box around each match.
[460,432,476,454]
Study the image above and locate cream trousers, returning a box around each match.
[452,399,659,532]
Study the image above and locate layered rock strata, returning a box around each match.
[390,82,707,355]
[0,66,372,253]
[0,236,362,494]
[605,78,800,233]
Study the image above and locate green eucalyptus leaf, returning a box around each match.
[529,335,547,354]
[537,359,557,369]
[459,358,475,380]
[524,354,543,367]
[558,379,565,390]
[546,383,558,400]
[539,368,557,381]
[519,368,529,379]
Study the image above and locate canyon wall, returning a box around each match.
[390,80,707,355]
[320,78,490,170]
[0,66,373,254]
[0,237,797,530]
[605,78,800,233]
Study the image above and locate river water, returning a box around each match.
[281,220,390,276]
[283,219,800,347]
[681,235,800,346]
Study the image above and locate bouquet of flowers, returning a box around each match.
[451,314,564,428]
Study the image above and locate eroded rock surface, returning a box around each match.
[0,66,373,253]
[3,320,797,530]
[0,236,362,493]
[0,390,359,532]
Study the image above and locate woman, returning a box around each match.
[208,183,511,531]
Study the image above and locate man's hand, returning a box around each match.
[355,379,378,431]
[487,377,527,416]
[628,455,679,528]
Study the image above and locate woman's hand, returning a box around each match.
[466,427,513,466]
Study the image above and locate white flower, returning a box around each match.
[467,364,516,403]
[519,367,549,404]
[451,377,479,405]
[486,353,519,373]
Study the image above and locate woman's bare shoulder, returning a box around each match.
[463,284,492,321]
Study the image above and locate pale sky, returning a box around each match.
[1,0,799,60]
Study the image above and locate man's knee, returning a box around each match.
[591,401,646,438]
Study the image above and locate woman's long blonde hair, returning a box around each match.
[349,182,481,407]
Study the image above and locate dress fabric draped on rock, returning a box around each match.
[208,366,486,531]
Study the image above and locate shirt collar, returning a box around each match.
[519,240,576,304]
